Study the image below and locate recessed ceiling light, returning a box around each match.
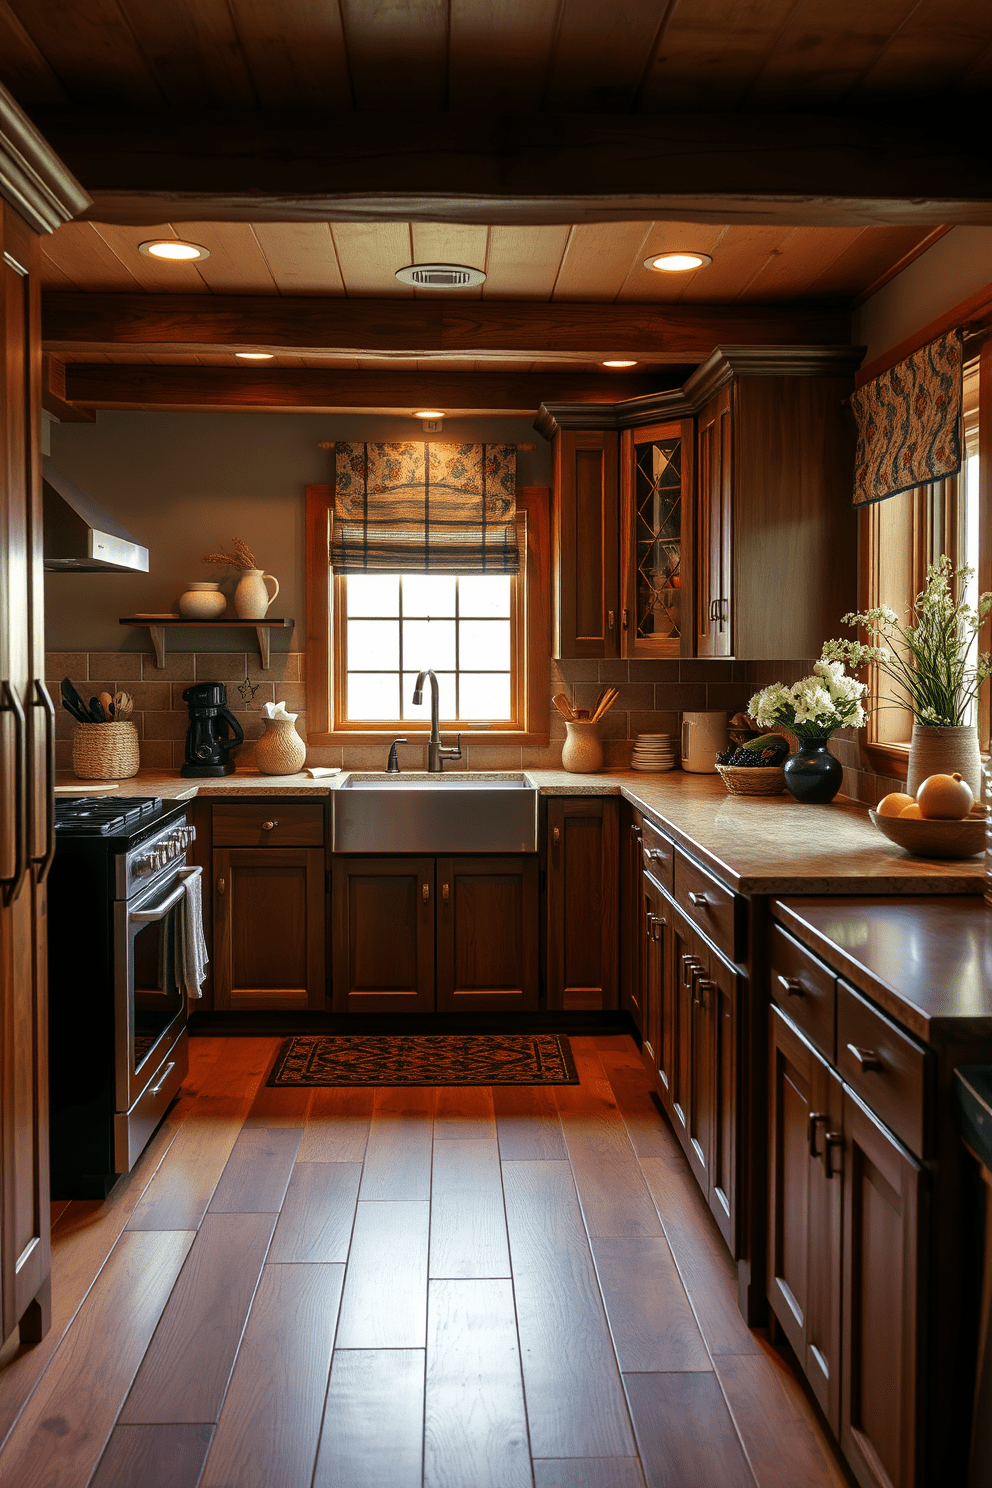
[396,263,487,289]
[235,352,274,360]
[644,251,712,273]
[603,359,637,368]
[139,239,210,262]
[414,410,446,419]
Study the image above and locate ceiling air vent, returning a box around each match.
[395,263,487,289]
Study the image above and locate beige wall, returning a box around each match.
[45,410,553,654]
[853,226,992,366]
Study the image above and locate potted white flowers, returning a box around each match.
[822,556,991,796]
[748,661,868,802]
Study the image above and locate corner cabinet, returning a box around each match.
[538,346,861,663]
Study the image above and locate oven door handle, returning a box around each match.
[130,864,201,923]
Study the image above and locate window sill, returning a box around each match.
[306,729,550,748]
[863,739,909,781]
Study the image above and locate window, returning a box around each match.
[305,485,550,744]
[862,352,986,773]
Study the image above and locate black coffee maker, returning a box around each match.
[180,682,245,777]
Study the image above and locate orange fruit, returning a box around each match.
[916,772,974,820]
[876,792,916,817]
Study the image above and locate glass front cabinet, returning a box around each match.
[620,420,693,658]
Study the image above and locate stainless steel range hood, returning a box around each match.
[43,458,149,574]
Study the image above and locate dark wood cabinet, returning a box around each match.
[620,814,644,1031]
[332,856,435,1014]
[768,1006,843,1434]
[695,385,732,657]
[436,855,539,1012]
[213,846,326,1011]
[641,870,668,1089]
[546,796,619,1010]
[333,855,539,1014]
[841,1088,923,1488]
[619,419,693,658]
[551,428,619,659]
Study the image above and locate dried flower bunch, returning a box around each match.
[822,556,992,727]
[749,661,868,741]
[202,537,256,570]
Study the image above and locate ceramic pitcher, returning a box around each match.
[234,568,279,619]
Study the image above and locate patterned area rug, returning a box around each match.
[266,1033,578,1087]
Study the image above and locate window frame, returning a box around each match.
[305,482,551,746]
[859,337,991,780]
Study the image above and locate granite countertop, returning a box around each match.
[56,766,987,898]
[774,896,992,1040]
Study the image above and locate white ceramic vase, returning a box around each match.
[562,721,603,774]
[234,568,280,619]
[179,582,227,619]
[907,724,982,798]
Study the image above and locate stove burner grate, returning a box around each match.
[54,796,163,836]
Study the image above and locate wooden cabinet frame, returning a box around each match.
[331,856,435,1014]
[546,796,619,1011]
[619,418,695,659]
[212,846,326,1012]
[435,855,539,1013]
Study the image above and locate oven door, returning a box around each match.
[115,861,199,1112]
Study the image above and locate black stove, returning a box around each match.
[55,795,163,836]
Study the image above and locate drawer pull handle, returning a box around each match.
[777,974,804,998]
[217,877,226,896]
[148,1063,176,1097]
[646,849,666,862]
[824,1131,844,1178]
[846,1042,883,1073]
[681,953,701,989]
[645,912,654,940]
[552,826,560,847]
[607,610,615,630]
[695,976,715,1008]
[442,882,449,903]
[687,891,708,907]
[808,1111,829,1158]
[631,824,641,841]
[651,917,664,942]
[260,820,278,831]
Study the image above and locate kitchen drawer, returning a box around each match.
[640,815,674,892]
[212,802,325,848]
[769,923,836,1063]
[673,849,743,963]
[837,979,933,1159]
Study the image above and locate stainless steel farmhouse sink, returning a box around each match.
[332,773,539,853]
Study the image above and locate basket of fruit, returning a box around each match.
[870,773,987,859]
[715,735,790,796]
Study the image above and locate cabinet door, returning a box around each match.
[685,938,714,1197]
[696,386,732,657]
[841,1090,924,1488]
[214,848,326,1011]
[435,856,539,1012]
[331,857,434,1014]
[768,1008,842,1433]
[641,873,665,1079]
[669,915,698,1142]
[620,815,644,1031]
[546,797,619,1010]
[702,948,739,1252]
[619,420,692,659]
[553,429,619,658]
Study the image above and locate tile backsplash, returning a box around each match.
[47,649,752,775]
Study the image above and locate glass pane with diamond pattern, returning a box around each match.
[634,435,683,642]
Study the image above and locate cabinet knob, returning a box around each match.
[442,882,449,903]
[622,608,629,631]
[824,1131,844,1178]
[422,882,430,903]
[552,826,560,847]
[260,819,277,831]
[607,610,615,630]
[217,877,226,896]
[687,891,708,907]
[845,1042,883,1073]
[808,1111,829,1158]
[646,848,665,863]
[777,974,804,998]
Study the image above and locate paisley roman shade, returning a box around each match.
[850,330,963,506]
[330,442,519,572]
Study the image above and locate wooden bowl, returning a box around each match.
[715,763,786,797]
[868,807,987,860]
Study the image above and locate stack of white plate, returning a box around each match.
[631,733,676,772]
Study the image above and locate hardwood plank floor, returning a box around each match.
[0,1033,851,1488]
[424,1278,532,1488]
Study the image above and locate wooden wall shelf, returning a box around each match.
[119,617,295,670]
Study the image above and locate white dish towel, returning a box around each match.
[178,866,208,1000]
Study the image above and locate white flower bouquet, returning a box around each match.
[748,661,868,742]
[821,557,991,727]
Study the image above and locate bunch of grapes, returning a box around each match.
[717,742,788,768]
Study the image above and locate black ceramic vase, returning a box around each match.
[783,737,843,803]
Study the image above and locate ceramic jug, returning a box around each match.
[234,568,279,619]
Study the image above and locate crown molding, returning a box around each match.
[0,85,90,234]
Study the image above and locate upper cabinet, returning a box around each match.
[538,346,862,663]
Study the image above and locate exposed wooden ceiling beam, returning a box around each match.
[59,364,664,413]
[28,109,992,228]
[43,294,850,361]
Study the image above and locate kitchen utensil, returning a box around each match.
[114,692,134,720]
[552,693,576,721]
[681,710,729,774]
[591,687,620,723]
[99,691,114,718]
[60,678,91,722]
[868,807,986,859]
[89,696,107,722]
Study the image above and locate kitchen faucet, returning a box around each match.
[412,670,461,772]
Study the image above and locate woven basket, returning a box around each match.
[716,763,786,797]
[72,722,140,780]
